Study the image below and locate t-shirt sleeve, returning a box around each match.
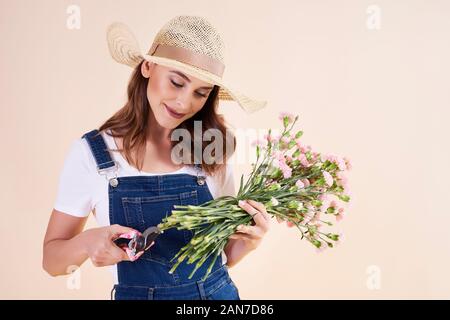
[53,138,95,217]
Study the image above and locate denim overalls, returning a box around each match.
[82,129,240,300]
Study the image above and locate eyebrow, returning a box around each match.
[169,70,214,90]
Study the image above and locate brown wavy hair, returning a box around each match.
[97,61,236,180]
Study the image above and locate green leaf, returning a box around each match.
[238,174,244,196]
[295,131,303,139]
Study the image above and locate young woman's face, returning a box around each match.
[142,62,215,129]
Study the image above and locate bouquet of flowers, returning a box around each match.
[157,113,352,280]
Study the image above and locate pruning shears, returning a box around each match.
[113,226,162,261]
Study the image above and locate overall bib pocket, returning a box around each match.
[121,190,198,267]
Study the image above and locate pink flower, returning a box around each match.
[281,164,292,178]
[295,180,305,189]
[264,133,276,143]
[298,154,310,167]
[336,171,347,182]
[272,152,288,168]
[336,174,348,189]
[283,169,292,178]
[326,154,347,171]
[286,221,295,227]
[272,150,284,160]
[344,185,351,195]
[343,157,352,170]
[311,152,320,162]
[311,212,321,223]
[320,202,330,213]
[307,204,315,214]
[281,136,290,144]
[301,178,310,187]
[272,158,281,169]
[322,171,334,187]
[318,194,331,212]
[329,200,338,208]
[336,212,345,222]
[336,157,347,171]
[251,138,267,148]
[278,112,295,123]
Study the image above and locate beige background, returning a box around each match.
[1,0,449,299]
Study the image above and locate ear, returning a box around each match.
[141,61,154,78]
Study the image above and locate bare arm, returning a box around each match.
[224,238,256,268]
[42,209,135,276]
[42,209,90,276]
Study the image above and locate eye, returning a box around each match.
[171,80,183,88]
[196,92,207,98]
[171,80,207,98]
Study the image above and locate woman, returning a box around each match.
[43,16,275,300]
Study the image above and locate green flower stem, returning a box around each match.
[159,114,349,280]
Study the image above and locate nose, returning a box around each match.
[175,90,191,112]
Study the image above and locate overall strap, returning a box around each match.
[81,129,117,173]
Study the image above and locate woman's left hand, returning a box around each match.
[229,199,272,250]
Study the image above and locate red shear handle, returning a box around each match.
[113,230,143,261]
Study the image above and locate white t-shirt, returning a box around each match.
[54,129,234,283]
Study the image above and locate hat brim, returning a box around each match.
[107,22,267,114]
[143,55,267,114]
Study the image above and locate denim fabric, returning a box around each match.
[82,129,240,300]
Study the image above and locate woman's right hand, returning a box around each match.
[82,224,137,267]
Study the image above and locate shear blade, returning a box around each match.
[141,226,161,250]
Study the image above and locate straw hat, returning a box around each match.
[106,16,267,113]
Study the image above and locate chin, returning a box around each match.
[155,114,182,129]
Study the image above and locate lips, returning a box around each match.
[164,104,186,119]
